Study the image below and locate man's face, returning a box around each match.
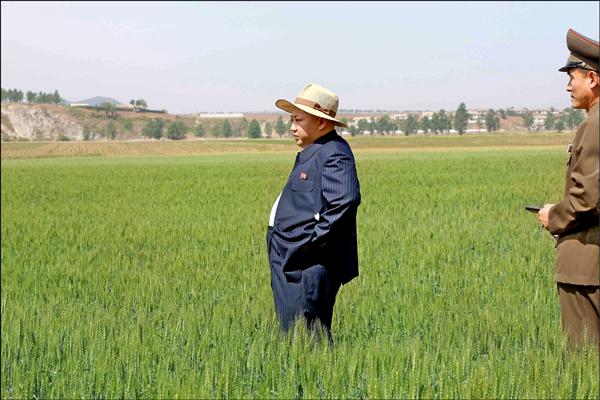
[566,68,595,109]
[290,108,322,148]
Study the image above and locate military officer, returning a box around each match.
[539,29,599,350]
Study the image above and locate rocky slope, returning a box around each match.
[1,103,84,140]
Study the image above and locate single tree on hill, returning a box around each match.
[167,121,187,140]
[400,114,419,135]
[247,119,261,139]
[454,102,469,135]
[555,116,566,132]
[193,123,206,137]
[421,116,432,134]
[264,121,273,138]
[275,116,286,137]
[142,118,164,139]
[100,102,117,119]
[521,110,534,132]
[544,111,556,131]
[485,109,500,132]
[26,91,36,103]
[105,121,118,140]
[432,110,451,134]
[222,119,232,137]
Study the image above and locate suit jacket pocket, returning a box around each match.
[291,179,314,192]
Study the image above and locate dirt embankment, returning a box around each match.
[0,102,252,142]
[1,103,84,140]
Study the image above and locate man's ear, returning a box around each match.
[318,118,329,130]
[588,70,599,89]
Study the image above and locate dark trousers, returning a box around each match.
[269,254,340,336]
[557,283,600,350]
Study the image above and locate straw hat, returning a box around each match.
[276,83,347,128]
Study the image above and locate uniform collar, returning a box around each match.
[298,130,337,163]
[588,99,598,114]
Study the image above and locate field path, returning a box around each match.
[1,133,570,160]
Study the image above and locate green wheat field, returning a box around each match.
[1,134,598,398]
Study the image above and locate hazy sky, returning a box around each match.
[2,1,599,114]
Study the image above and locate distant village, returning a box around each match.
[1,87,584,141]
[194,106,582,136]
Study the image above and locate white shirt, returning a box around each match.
[269,192,282,227]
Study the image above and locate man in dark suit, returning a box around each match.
[267,83,361,339]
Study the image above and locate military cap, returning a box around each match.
[559,29,599,72]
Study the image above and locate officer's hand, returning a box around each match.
[538,204,554,229]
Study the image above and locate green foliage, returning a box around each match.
[357,119,370,133]
[26,91,36,103]
[211,121,222,137]
[105,121,118,140]
[166,121,187,140]
[377,114,394,134]
[420,116,432,134]
[400,114,419,135]
[544,112,556,131]
[454,103,469,135]
[264,122,273,138]
[247,119,261,139]
[522,110,534,132]
[431,110,451,133]
[275,116,286,137]
[56,134,70,141]
[485,109,500,132]
[238,118,249,136]
[122,120,134,132]
[82,125,92,141]
[1,88,24,102]
[2,87,62,104]
[193,123,206,138]
[563,107,585,130]
[222,119,232,138]
[142,118,165,139]
[1,142,598,398]
[131,99,147,111]
[555,117,566,133]
[100,102,117,119]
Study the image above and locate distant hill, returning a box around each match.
[68,96,123,106]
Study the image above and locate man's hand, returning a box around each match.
[539,203,554,229]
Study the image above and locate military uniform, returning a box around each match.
[548,29,600,349]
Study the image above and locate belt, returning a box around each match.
[557,224,600,246]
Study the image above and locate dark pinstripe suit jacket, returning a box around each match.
[268,130,361,284]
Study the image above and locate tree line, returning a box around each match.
[521,107,584,133]
[343,103,585,136]
[345,105,496,136]
[137,115,291,140]
[1,88,63,104]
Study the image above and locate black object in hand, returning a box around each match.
[525,205,541,213]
